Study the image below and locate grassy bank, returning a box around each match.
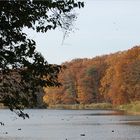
[48,103,113,110]
[48,101,140,115]
[117,101,140,115]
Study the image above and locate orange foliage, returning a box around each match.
[44,46,140,106]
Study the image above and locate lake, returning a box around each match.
[0,109,140,140]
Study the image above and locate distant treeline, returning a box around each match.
[43,46,140,106]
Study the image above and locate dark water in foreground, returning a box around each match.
[0,109,140,140]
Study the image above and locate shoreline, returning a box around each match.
[47,102,140,115]
[1,102,140,115]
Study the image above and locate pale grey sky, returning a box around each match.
[25,0,140,64]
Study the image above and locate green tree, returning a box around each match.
[0,0,84,118]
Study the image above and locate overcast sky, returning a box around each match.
[25,0,140,64]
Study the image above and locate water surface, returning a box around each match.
[0,109,140,140]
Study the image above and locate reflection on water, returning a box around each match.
[0,109,140,140]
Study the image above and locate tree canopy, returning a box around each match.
[0,0,84,118]
[44,47,140,106]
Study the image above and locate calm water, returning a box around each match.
[0,109,140,140]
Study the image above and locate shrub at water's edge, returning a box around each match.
[117,101,140,114]
[48,103,112,110]
[0,103,6,109]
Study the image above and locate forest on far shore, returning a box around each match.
[43,46,140,106]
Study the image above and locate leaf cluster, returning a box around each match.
[0,0,84,118]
